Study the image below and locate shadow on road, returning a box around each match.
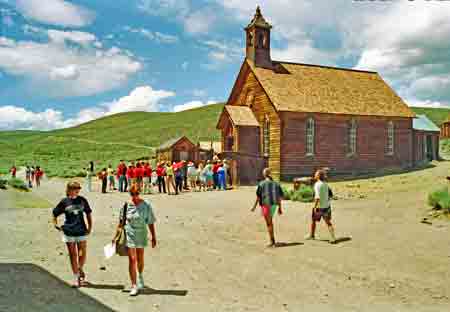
[274,242,304,248]
[0,263,117,312]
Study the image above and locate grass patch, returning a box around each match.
[7,178,29,191]
[428,187,450,212]
[7,189,52,209]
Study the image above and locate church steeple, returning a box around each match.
[245,6,273,69]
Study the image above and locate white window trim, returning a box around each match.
[347,119,357,157]
[386,121,394,156]
[306,117,315,156]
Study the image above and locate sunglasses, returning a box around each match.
[130,192,139,196]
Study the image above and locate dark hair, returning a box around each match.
[89,161,94,172]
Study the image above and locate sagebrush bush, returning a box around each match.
[8,177,29,191]
[428,187,450,212]
[282,185,314,203]
[0,178,7,189]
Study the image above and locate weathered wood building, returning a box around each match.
[441,115,450,138]
[156,136,216,163]
[412,115,440,165]
[217,7,418,183]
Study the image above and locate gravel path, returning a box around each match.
[1,162,450,312]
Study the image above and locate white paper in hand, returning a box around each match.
[104,243,115,259]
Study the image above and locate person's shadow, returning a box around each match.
[85,283,188,296]
[274,242,303,248]
[318,237,352,244]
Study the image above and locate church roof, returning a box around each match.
[246,59,416,118]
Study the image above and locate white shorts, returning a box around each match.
[62,235,88,243]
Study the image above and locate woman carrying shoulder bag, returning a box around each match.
[53,181,93,288]
[112,185,157,296]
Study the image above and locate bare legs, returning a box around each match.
[128,248,145,286]
[66,241,87,286]
[263,215,276,246]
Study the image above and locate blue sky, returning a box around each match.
[0,0,449,130]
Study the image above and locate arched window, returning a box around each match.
[258,33,264,48]
[263,116,270,157]
[306,117,315,156]
[386,121,394,155]
[348,119,357,156]
[245,90,254,107]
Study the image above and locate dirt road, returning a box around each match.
[1,162,450,312]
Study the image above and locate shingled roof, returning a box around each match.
[246,59,416,118]
[413,115,440,132]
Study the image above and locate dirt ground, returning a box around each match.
[1,161,450,312]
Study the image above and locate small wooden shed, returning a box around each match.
[413,115,440,164]
[156,136,214,163]
[441,115,450,138]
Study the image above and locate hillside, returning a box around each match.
[411,107,450,126]
[0,103,224,177]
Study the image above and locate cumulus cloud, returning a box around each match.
[0,35,141,97]
[0,86,176,130]
[15,0,95,27]
[0,105,65,130]
[173,100,216,112]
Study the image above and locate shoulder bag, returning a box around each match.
[115,203,128,256]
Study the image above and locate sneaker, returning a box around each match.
[129,285,139,296]
[304,234,315,240]
[137,275,145,290]
[71,276,80,288]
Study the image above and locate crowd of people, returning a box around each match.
[86,158,232,195]
[52,166,336,297]
[8,165,44,188]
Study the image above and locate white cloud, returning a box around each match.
[106,86,175,114]
[0,86,176,130]
[137,0,216,35]
[200,39,243,69]
[0,36,141,97]
[0,105,65,130]
[15,0,95,27]
[407,99,449,109]
[124,26,179,44]
[47,30,98,47]
[173,100,215,112]
[183,10,216,34]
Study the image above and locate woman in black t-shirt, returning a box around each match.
[53,181,93,288]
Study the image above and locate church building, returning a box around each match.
[217,7,417,183]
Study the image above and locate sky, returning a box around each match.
[0,0,449,130]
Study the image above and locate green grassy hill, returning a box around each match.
[411,107,450,126]
[0,103,224,177]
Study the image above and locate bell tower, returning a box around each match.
[245,6,273,69]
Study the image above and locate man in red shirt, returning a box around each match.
[10,166,17,178]
[117,161,126,192]
[142,162,152,194]
[212,161,220,190]
[156,162,166,194]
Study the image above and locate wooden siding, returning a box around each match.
[280,112,414,180]
[441,122,450,138]
[228,63,281,180]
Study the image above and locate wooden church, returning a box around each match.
[217,7,417,183]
